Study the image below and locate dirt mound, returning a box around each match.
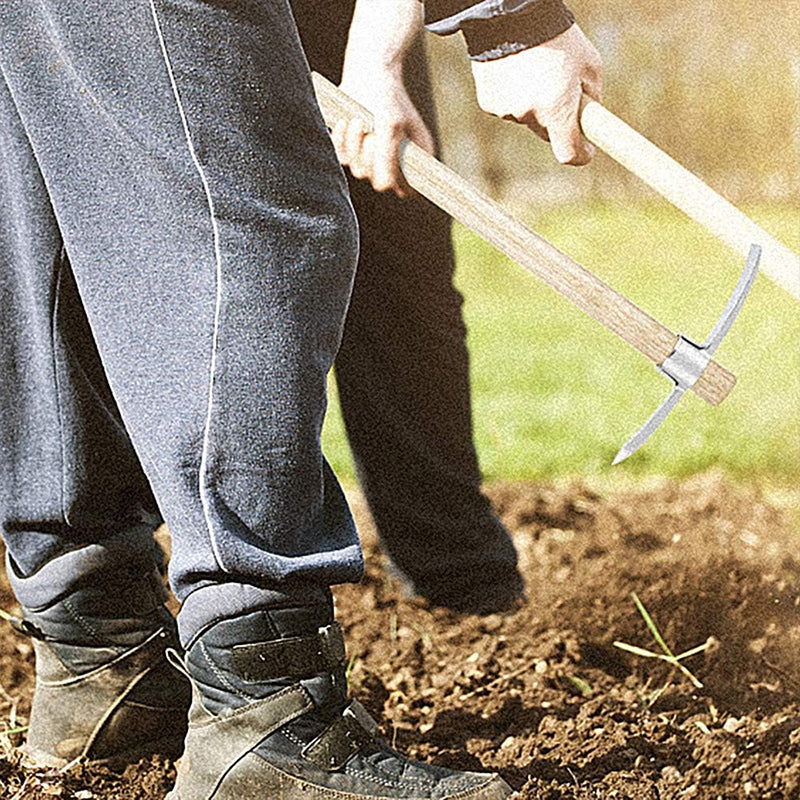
[1,474,798,799]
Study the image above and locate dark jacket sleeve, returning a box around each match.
[423,0,575,61]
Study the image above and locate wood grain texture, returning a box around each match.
[580,100,800,302]
[312,72,736,407]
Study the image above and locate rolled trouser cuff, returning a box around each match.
[178,581,334,649]
[6,522,164,612]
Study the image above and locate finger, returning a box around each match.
[371,121,406,196]
[408,118,436,157]
[350,132,377,183]
[331,119,349,165]
[583,38,604,103]
[396,120,435,198]
[545,100,594,166]
[582,59,603,104]
[515,113,549,142]
[344,117,367,162]
[550,125,594,165]
[345,119,370,179]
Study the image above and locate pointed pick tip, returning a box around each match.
[612,446,632,466]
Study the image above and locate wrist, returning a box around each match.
[340,62,405,96]
[341,44,406,82]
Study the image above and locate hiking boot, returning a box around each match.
[6,535,191,768]
[170,601,514,799]
[18,623,189,768]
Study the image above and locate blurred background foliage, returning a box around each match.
[426,0,800,205]
[323,1,799,489]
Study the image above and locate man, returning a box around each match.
[0,1,600,798]
[292,0,526,615]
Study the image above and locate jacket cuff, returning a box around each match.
[462,0,575,61]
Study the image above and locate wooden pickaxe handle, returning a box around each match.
[580,99,800,302]
[311,72,735,407]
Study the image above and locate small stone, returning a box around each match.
[482,615,503,633]
[500,736,516,750]
[748,637,767,655]
[723,717,744,734]
[739,530,759,547]
[551,528,575,543]
[661,765,682,783]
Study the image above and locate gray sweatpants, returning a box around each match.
[0,0,363,644]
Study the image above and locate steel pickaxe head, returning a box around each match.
[613,244,762,464]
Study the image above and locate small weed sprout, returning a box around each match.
[566,675,593,697]
[634,678,671,709]
[0,723,29,759]
[409,624,433,650]
[614,592,711,693]
[345,651,359,682]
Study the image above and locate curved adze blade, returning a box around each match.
[613,244,761,465]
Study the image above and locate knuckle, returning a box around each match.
[557,147,590,166]
[385,119,404,137]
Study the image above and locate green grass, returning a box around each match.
[322,201,799,486]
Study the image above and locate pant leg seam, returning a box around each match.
[147,0,225,573]
[50,247,69,526]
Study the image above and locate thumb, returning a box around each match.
[547,99,594,166]
[406,113,435,156]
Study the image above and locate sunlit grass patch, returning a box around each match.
[323,201,800,486]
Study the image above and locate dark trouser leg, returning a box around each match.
[335,183,522,612]
[329,44,522,612]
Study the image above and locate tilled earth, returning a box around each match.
[1,473,798,799]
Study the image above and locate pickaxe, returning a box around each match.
[312,73,796,463]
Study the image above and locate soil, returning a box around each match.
[1,473,798,799]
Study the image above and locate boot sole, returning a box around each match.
[21,731,185,771]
